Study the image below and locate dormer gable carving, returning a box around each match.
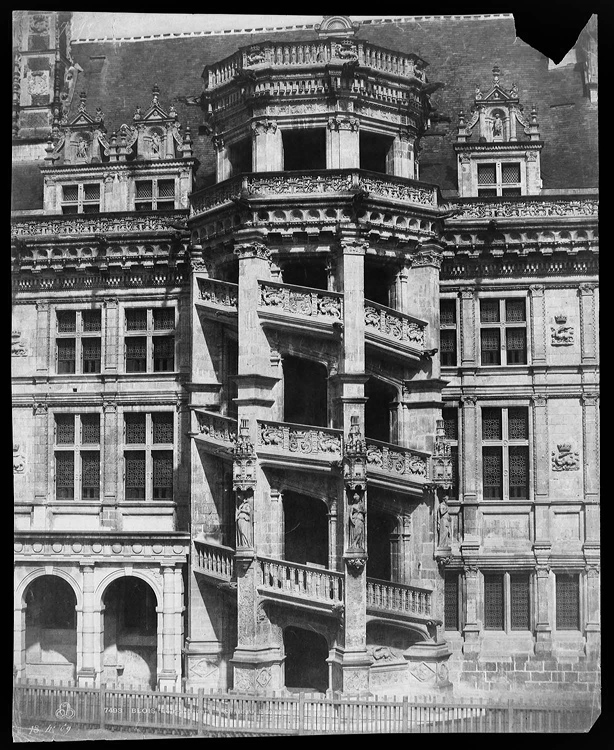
[453,66,543,198]
[314,15,360,38]
[45,91,106,165]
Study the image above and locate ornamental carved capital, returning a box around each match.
[531,394,548,407]
[585,563,600,578]
[234,242,271,261]
[339,239,369,255]
[578,283,597,296]
[581,393,599,407]
[252,118,277,137]
[534,564,550,578]
[461,395,478,407]
[463,564,479,578]
[102,398,117,414]
[211,134,225,150]
[411,250,443,270]
[328,115,359,132]
[33,401,48,416]
[529,284,544,296]
[460,289,476,299]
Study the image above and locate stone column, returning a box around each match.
[460,395,479,506]
[461,564,481,655]
[578,283,598,363]
[528,285,547,365]
[32,402,49,521]
[103,297,119,374]
[35,300,50,374]
[400,514,412,583]
[584,564,600,656]
[459,289,477,366]
[13,597,27,678]
[581,394,599,506]
[158,564,178,689]
[386,131,415,179]
[531,395,551,545]
[327,498,339,571]
[213,136,231,183]
[77,564,99,686]
[252,119,283,172]
[534,564,553,656]
[101,399,119,519]
[326,115,360,170]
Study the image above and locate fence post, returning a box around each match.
[99,683,106,729]
[197,688,205,735]
[507,698,513,733]
[402,695,408,733]
[298,692,305,734]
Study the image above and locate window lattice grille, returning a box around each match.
[55,452,74,487]
[83,184,100,200]
[125,451,146,491]
[153,451,173,499]
[153,336,175,370]
[81,415,100,444]
[57,339,76,372]
[505,299,526,322]
[501,163,521,184]
[477,164,497,186]
[510,574,531,630]
[81,451,100,497]
[484,574,504,629]
[62,185,79,202]
[153,308,175,330]
[135,181,153,199]
[126,309,148,331]
[440,330,457,365]
[126,337,147,358]
[152,413,174,444]
[506,328,526,353]
[444,574,459,630]
[482,447,503,498]
[480,300,500,323]
[125,414,146,444]
[82,338,101,370]
[57,311,77,333]
[508,408,529,440]
[482,408,502,440]
[56,415,75,444]
[443,408,458,440]
[556,574,580,630]
[480,329,501,364]
[82,310,102,332]
[440,299,457,326]
[157,180,175,198]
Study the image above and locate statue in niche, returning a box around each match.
[236,491,253,548]
[150,131,162,155]
[492,112,503,138]
[348,490,366,551]
[76,137,88,159]
[437,496,452,547]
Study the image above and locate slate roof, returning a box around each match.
[12,16,598,211]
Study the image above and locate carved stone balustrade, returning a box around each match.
[257,279,343,335]
[366,577,433,621]
[364,299,427,360]
[258,556,344,611]
[445,195,599,222]
[203,39,427,92]
[195,277,238,318]
[193,539,235,583]
[257,420,343,471]
[365,438,429,491]
[11,210,190,238]
[192,409,238,457]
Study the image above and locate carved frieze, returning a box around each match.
[551,443,580,471]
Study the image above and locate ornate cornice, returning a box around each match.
[11,210,189,238]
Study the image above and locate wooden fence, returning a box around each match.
[12,679,598,735]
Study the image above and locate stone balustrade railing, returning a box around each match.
[258,556,344,605]
[365,438,429,479]
[366,577,432,617]
[189,169,438,217]
[197,277,238,311]
[445,196,599,221]
[364,299,427,350]
[258,420,343,458]
[11,210,189,238]
[194,410,238,446]
[193,539,235,581]
[203,39,426,91]
[258,280,343,322]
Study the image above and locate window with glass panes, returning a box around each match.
[479,298,527,365]
[440,298,458,366]
[123,412,174,501]
[477,161,522,197]
[124,307,175,373]
[61,183,101,214]
[481,406,530,500]
[442,406,459,498]
[555,573,580,630]
[54,413,101,500]
[56,309,102,374]
[134,178,176,211]
[484,572,531,631]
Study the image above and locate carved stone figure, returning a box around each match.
[550,315,574,346]
[236,492,253,547]
[13,444,25,474]
[551,443,580,471]
[150,131,162,155]
[11,331,27,357]
[437,496,452,547]
[348,491,366,551]
[76,137,88,159]
[492,112,503,137]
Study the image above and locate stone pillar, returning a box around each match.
[35,300,50,374]
[77,564,98,686]
[528,285,547,365]
[326,115,360,170]
[32,402,49,518]
[459,289,477,366]
[581,394,599,506]
[13,599,27,678]
[103,297,119,374]
[534,564,553,656]
[158,564,178,689]
[252,119,283,172]
[101,399,119,516]
[400,513,412,582]
[461,563,481,655]
[386,131,415,179]
[214,136,231,183]
[531,394,551,545]
[584,564,600,656]
[578,283,598,363]
[327,498,339,571]
[460,396,478,506]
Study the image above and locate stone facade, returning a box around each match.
[12,12,598,700]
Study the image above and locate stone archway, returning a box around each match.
[283,625,329,694]
[23,575,77,682]
[101,577,158,689]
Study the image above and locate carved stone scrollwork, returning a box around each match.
[578,283,597,296]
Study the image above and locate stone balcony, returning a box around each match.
[257,279,343,336]
[195,277,238,321]
[257,419,343,472]
[364,299,427,362]
[193,539,236,588]
[365,438,430,492]
[191,409,238,458]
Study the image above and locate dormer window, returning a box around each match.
[135,179,175,211]
[477,162,522,197]
[61,183,101,214]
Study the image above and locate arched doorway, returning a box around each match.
[24,575,77,681]
[282,356,328,427]
[283,491,328,567]
[283,626,329,693]
[102,577,157,688]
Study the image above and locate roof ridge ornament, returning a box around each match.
[315,15,360,37]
